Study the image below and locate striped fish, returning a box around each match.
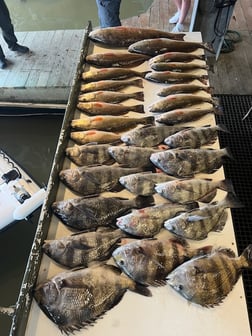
[167,245,252,307]
[150,148,232,177]
[164,193,243,240]
[113,233,212,286]
[164,124,228,149]
[42,229,127,268]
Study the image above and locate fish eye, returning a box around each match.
[178,284,183,291]
[119,259,125,266]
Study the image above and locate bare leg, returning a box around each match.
[178,0,191,24]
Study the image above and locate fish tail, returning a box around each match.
[220,178,235,193]
[198,75,209,85]
[132,78,144,88]
[221,192,244,209]
[133,282,152,297]
[203,42,215,54]
[211,97,223,114]
[240,244,252,268]
[174,33,186,41]
[223,147,234,160]
[216,123,230,134]
[132,91,145,102]
[130,104,145,114]
[142,116,155,125]
[140,70,152,78]
[134,195,155,208]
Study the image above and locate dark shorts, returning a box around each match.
[96,0,122,28]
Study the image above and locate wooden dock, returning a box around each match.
[0,29,84,104]
[0,0,251,104]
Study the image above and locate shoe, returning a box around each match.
[172,23,184,33]
[0,58,7,69]
[10,43,29,53]
[169,11,180,24]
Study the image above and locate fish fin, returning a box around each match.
[221,192,244,208]
[134,195,155,208]
[142,116,155,126]
[132,91,145,102]
[240,244,252,268]
[132,283,152,297]
[130,104,145,114]
[139,70,152,78]
[198,189,217,203]
[194,245,213,257]
[187,215,210,222]
[212,211,228,232]
[214,247,236,258]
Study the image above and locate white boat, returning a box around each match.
[0,149,46,231]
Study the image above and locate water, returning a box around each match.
[8,0,153,32]
[0,113,64,335]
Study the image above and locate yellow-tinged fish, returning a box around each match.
[70,130,121,144]
[89,26,185,47]
[145,71,208,84]
[78,90,144,103]
[167,245,252,307]
[71,115,154,132]
[157,83,212,96]
[80,78,143,93]
[149,51,205,64]
[77,101,145,115]
[82,68,150,83]
[150,61,208,72]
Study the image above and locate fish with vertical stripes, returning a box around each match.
[167,245,252,307]
[112,233,212,286]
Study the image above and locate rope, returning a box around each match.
[221,29,242,53]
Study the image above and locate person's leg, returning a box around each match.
[96,0,121,28]
[172,0,191,32]
[169,0,182,24]
[0,45,7,69]
[0,0,17,48]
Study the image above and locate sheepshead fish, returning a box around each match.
[167,245,252,307]
[149,94,218,113]
[119,172,176,196]
[77,101,144,115]
[150,61,208,72]
[150,148,232,177]
[145,71,208,84]
[149,51,205,64]
[157,83,212,97]
[59,165,144,195]
[121,124,186,147]
[113,234,212,286]
[155,106,221,125]
[164,124,228,148]
[82,68,149,82]
[128,38,214,56]
[70,130,121,144]
[65,144,115,166]
[78,90,144,103]
[164,193,243,240]
[85,52,150,68]
[42,229,128,268]
[155,178,234,204]
[108,146,159,168]
[88,26,185,48]
[52,194,154,231]
[80,78,143,93]
[34,264,151,335]
[71,115,154,132]
[116,202,197,237]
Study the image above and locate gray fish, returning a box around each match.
[85,52,150,68]
[150,148,232,177]
[157,83,212,97]
[88,26,185,47]
[167,245,252,307]
[71,115,154,132]
[150,61,208,72]
[121,124,186,147]
[116,202,197,237]
[52,194,154,231]
[113,234,212,286]
[145,71,208,84]
[155,178,234,204]
[119,171,176,196]
[149,51,205,64]
[78,90,144,103]
[164,193,243,240]
[80,78,143,93]
[149,94,219,113]
[77,101,145,115]
[34,264,151,335]
[59,165,145,195]
[42,229,128,268]
[164,125,228,148]
[65,143,115,166]
[108,146,159,168]
[128,38,214,56]
[82,68,149,82]
[155,106,221,125]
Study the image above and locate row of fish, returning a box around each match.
[34,26,251,335]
